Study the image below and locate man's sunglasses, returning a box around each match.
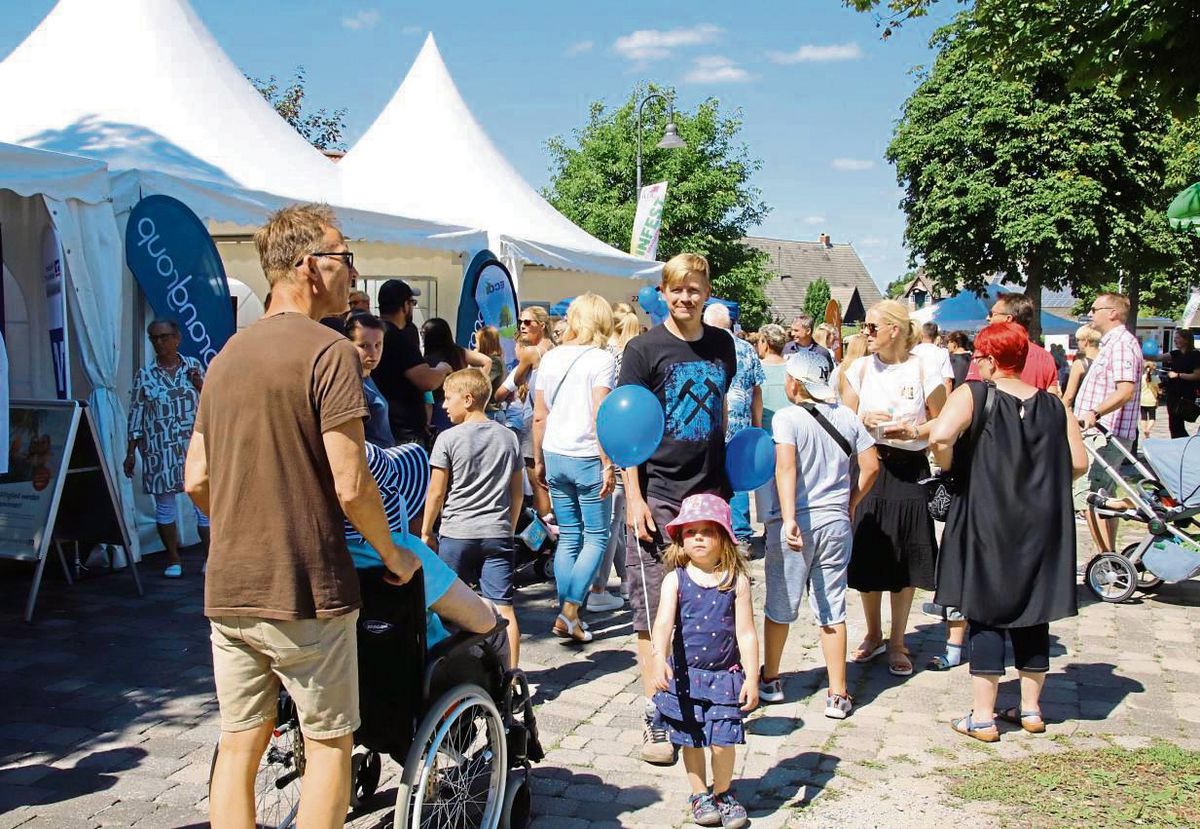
[295,251,355,269]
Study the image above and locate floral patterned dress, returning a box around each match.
[127,357,204,495]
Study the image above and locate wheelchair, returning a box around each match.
[208,569,542,829]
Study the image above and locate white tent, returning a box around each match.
[340,35,662,282]
[0,142,139,559]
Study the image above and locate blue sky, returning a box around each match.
[0,1,954,288]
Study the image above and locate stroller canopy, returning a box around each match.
[1141,437,1200,508]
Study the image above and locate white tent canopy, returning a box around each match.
[340,35,662,281]
[0,0,488,251]
[0,142,139,558]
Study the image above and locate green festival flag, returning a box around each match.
[630,181,668,259]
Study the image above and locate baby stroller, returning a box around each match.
[1082,427,1200,603]
[209,570,543,829]
[513,507,555,585]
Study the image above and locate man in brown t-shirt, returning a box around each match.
[185,203,420,829]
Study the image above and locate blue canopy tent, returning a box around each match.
[549,297,575,317]
[912,284,1079,335]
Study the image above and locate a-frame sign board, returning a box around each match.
[0,399,142,621]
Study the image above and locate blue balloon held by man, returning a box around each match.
[597,385,665,469]
[725,427,775,492]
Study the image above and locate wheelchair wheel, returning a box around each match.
[394,684,507,829]
[208,694,305,829]
[1086,553,1138,603]
[1121,544,1164,591]
[350,748,382,809]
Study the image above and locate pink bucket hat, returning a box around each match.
[664,494,736,544]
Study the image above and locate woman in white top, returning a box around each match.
[842,300,947,676]
[533,294,618,643]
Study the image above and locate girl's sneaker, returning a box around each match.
[825,692,853,720]
[689,792,721,827]
[758,671,784,704]
[713,791,748,829]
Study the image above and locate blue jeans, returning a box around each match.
[730,490,752,542]
[544,452,611,607]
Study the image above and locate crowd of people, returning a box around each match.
[112,202,1196,828]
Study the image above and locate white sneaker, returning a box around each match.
[759,674,785,703]
[586,591,624,612]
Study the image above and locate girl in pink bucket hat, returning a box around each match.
[651,493,758,828]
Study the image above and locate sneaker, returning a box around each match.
[735,539,752,559]
[619,584,630,600]
[921,601,945,620]
[586,590,624,612]
[713,791,749,829]
[759,673,784,704]
[641,705,675,765]
[689,792,721,827]
[825,692,853,720]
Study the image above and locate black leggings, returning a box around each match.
[968,621,1050,676]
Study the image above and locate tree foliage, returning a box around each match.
[248,67,348,151]
[544,86,774,329]
[886,13,1198,334]
[803,278,832,322]
[847,0,1200,118]
[885,271,915,299]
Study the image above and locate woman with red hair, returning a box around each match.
[929,322,1088,742]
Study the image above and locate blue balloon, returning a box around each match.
[597,385,665,468]
[726,428,775,492]
[1142,339,1161,358]
[637,285,660,315]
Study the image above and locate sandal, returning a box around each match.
[998,707,1046,734]
[851,639,887,663]
[926,643,965,672]
[951,713,1000,743]
[888,647,913,676]
[552,613,593,644]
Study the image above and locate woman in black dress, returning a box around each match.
[930,322,1087,742]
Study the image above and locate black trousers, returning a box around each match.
[1166,399,1192,439]
[968,621,1050,676]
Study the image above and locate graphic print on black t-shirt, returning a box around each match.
[665,360,726,441]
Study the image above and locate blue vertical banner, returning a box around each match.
[455,251,520,372]
[125,195,234,367]
[40,226,68,399]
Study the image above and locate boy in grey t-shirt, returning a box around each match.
[423,370,523,666]
[759,350,879,719]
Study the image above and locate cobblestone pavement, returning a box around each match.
[2,436,1198,828]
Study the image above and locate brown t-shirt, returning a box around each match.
[197,313,368,620]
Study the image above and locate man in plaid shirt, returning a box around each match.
[1074,291,1142,553]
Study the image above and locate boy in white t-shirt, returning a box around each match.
[760,350,879,719]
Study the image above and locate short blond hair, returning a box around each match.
[443,368,491,410]
[1096,291,1130,321]
[662,252,710,290]
[564,292,615,348]
[1075,324,1101,346]
[254,203,339,288]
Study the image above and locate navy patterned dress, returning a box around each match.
[653,567,746,747]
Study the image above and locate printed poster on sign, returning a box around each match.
[0,404,75,560]
[456,251,520,372]
[630,181,668,259]
[125,195,235,367]
[40,227,69,399]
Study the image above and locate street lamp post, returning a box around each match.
[636,92,687,194]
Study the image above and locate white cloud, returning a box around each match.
[342,9,381,30]
[767,42,864,64]
[565,40,594,57]
[683,56,751,84]
[831,158,875,171]
[613,24,721,62]
[857,236,888,248]
[402,24,422,35]
[803,215,826,225]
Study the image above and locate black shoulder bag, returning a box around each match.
[800,403,854,457]
[924,381,996,522]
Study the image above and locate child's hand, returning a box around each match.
[739,681,759,712]
[652,654,673,692]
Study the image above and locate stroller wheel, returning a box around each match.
[532,553,553,582]
[1120,544,1164,591]
[1086,553,1138,603]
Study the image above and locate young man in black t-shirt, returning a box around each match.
[372,279,450,448]
[618,253,738,765]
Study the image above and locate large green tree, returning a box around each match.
[886,14,1190,335]
[803,278,832,321]
[544,86,774,329]
[848,0,1200,118]
[248,67,348,151]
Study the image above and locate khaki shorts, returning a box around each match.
[210,611,360,740]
